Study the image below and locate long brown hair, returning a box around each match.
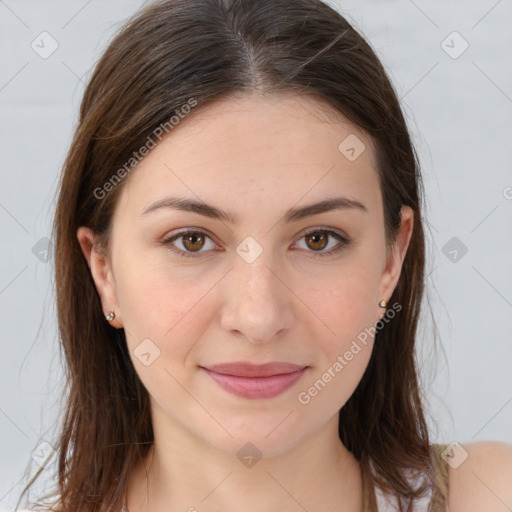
[17,0,449,510]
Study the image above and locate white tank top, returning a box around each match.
[374,468,432,511]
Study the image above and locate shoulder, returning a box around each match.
[445,440,512,512]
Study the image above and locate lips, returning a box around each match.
[200,362,308,399]
[204,362,306,377]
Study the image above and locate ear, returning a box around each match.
[76,226,123,328]
[377,206,414,318]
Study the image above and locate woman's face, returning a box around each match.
[79,92,413,458]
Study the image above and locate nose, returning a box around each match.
[219,257,295,345]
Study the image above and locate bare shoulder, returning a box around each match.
[446,440,512,512]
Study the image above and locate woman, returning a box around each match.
[18,0,512,510]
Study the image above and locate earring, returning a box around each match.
[378,300,387,308]
[105,310,115,323]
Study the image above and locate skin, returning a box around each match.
[77,92,412,511]
[76,92,512,511]
[447,442,512,511]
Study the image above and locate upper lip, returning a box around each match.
[201,362,307,378]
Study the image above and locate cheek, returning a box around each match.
[295,263,380,410]
[302,263,382,340]
[296,282,376,415]
[117,272,212,413]
[113,253,217,365]
[296,323,374,419]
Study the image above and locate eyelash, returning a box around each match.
[161,228,351,259]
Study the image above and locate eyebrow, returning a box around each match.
[141,196,367,224]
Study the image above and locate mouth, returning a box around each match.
[199,362,308,400]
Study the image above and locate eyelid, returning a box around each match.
[161,228,220,258]
[291,227,351,258]
[298,226,349,242]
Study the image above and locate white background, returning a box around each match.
[1,0,511,509]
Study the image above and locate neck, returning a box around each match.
[125,412,364,511]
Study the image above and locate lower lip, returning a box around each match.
[201,367,307,399]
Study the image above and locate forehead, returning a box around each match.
[117,92,380,217]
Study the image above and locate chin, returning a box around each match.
[197,412,310,460]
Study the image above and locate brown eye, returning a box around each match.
[304,231,329,251]
[162,230,216,258]
[181,232,206,252]
[294,228,351,258]
[162,228,350,260]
